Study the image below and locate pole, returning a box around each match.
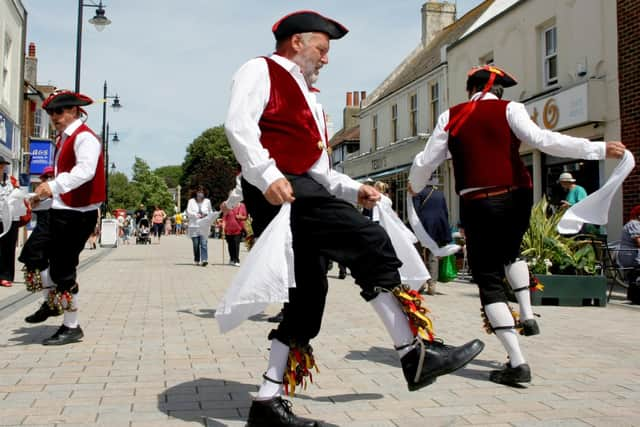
[75,0,84,92]
[105,122,110,215]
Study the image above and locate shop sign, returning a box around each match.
[525,82,589,131]
[29,139,54,175]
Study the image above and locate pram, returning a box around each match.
[136,218,151,245]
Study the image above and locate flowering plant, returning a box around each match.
[521,197,598,275]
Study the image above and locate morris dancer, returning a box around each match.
[225,11,484,426]
[26,90,104,345]
[409,64,626,385]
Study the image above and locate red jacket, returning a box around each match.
[447,99,532,194]
[258,57,324,175]
[56,123,105,207]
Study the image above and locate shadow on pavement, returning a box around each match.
[159,378,340,426]
[177,308,217,319]
[5,325,60,346]
[344,346,400,368]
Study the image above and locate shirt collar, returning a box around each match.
[270,53,321,92]
[470,91,499,101]
[63,118,83,137]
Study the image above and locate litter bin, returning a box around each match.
[100,218,118,248]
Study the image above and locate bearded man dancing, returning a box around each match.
[409,64,625,386]
[225,10,485,427]
[24,90,104,345]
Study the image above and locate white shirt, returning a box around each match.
[186,197,215,237]
[225,174,244,209]
[49,119,102,211]
[409,92,607,193]
[225,54,362,204]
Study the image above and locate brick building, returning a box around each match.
[618,0,640,218]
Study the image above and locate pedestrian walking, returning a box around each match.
[0,155,20,287]
[25,89,105,345]
[151,206,166,243]
[225,11,484,426]
[186,186,214,266]
[409,64,626,385]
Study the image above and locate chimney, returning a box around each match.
[421,1,456,46]
[360,91,367,103]
[24,42,38,84]
[353,91,360,107]
[343,90,365,130]
[346,91,353,106]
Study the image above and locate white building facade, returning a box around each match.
[446,0,622,235]
[0,0,26,178]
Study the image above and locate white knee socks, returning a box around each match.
[63,292,79,328]
[484,302,526,367]
[370,292,415,357]
[257,338,289,399]
[504,260,534,320]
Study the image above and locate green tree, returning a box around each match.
[180,125,238,208]
[109,171,141,211]
[154,165,182,188]
[131,157,176,214]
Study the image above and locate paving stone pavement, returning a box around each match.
[0,235,639,427]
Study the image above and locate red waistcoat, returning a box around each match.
[56,123,106,207]
[258,57,323,175]
[447,99,532,194]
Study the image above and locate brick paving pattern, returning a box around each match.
[0,236,639,426]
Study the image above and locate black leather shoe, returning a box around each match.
[247,396,319,426]
[521,319,540,336]
[489,363,531,385]
[267,310,284,323]
[25,302,62,324]
[401,338,485,391]
[42,325,84,346]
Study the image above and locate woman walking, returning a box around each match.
[186,186,214,266]
[151,206,166,243]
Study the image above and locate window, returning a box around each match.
[430,83,439,130]
[543,26,558,87]
[409,94,418,136]
[391,104,398,142]
[372,114,378,151]
[32,109,43,138]
[2,34,12,101]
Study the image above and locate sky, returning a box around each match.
[23,0,484,176]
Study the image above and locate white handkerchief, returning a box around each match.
[557,150,635,234]
[216,203,294,333]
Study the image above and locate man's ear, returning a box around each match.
[290,34,304,52]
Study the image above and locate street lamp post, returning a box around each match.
[75,0,112,92]
[104,123,120,215]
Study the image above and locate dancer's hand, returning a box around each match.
[605,141,626,159]
[34,182,52,200]
[358,185,380,209]
[264,178,295,205]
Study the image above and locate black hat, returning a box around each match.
[272,10,348,41]
[0,155,10,165]
[42,90,93,112]
[466,65,517,92]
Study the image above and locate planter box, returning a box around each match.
[532,274,607,307]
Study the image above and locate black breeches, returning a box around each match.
[48,209,99,292]
[19,211,51,271]
[461,188,532,306]
[243,175,402,345]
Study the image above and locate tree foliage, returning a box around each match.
[154,165,182,188]
[109,157,175,214]
[180,125,238,209]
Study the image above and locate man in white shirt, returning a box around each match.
[226,10,484,427]
[27,90,105,346]
[409,64,626,386]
